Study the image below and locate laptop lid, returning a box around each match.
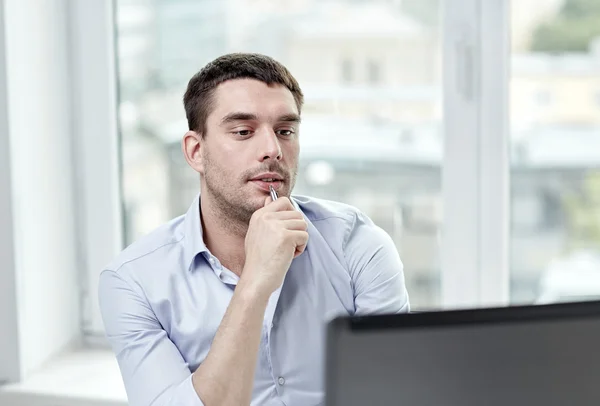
[325,301,600,406]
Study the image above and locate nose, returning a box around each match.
[257,128,282,162]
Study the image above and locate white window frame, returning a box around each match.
[69,0,124,339]
[65,0,510,335]
[441,0,510,308]
[0,0,117,385]
[0,0,20,383]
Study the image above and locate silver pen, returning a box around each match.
[269,185,278,201]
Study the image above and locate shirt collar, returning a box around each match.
[182,193,304,272]
[183,193,208,271]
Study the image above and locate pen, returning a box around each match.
[269,185,278,201]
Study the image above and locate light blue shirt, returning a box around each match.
[98,194,410,406]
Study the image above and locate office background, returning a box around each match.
[2,0,600,404]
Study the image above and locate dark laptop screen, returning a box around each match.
[325,301,600,406]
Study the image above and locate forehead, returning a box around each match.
[210,78,299,119]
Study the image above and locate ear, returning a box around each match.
[182,131,204,174]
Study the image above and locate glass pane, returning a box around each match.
[510,0,600,305]
[116,0,443,310]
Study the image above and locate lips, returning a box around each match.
[250,179,283,192]
[249,173,285,192]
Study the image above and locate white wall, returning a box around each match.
[3,0,80,379]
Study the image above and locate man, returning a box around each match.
[98,53,409,406]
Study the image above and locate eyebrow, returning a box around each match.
[278,113,302,124]
[219,112,258,126]
[219,112,301,126]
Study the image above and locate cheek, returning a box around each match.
[224,140,259,161]
[284,141,300,163]
[219,143,249,174]
[221,142,236,157]
[206,142,235,165]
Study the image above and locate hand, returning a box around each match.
[240,196,308,296]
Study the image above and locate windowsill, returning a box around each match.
[0,349,127,406]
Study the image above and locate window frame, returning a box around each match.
[0,0,20,383]
[70,0,124,339]
[76,0,511,334]
[441,0,510,308]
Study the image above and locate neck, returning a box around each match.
[199,192,248,276]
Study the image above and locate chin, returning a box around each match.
[247,196,268,211]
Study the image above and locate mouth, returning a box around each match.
[249,173,285,192]
[249,179,284,192]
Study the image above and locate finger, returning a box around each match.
[293,247,305,258]
[282,219,308,231]
[288,230,308,258]
[262,196,295,212]
[289,230,309,251]
[271,211,304,220]
[293,241,307,258]
[264,196,272,207]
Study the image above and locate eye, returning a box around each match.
[276,129,295,137]
[232,129,253,138]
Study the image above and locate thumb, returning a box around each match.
[264,196,273,207]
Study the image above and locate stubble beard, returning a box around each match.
[202,155,298,232]
[204,171,256,229]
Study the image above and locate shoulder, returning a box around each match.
[292,194,394,269]
[293,194,362,227]
[292,194,383,246]
[293,194,400,266]
[293,195,407,313]
[102,214,187,281]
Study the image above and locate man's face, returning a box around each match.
[199,78,300,223]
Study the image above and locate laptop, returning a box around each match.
[325,300,600,406]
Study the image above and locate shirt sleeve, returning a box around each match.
[98,269,205,406]
[343,211,411,315]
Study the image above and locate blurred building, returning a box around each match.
[116,0,155,100]
[116,0,229,99]
[153,0,228,88]
[238,1,441,124]
[512,46,600,128]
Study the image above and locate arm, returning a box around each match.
[99,197,307,406]
[191,278,269,405]
[98,269,205,406]
[196,196,307,404]
[99,268,271,406]
[343,211,410,315]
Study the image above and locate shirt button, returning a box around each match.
[278,377,285,386]
[270,322,274,329]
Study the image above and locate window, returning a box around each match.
[341,57,354,84]
[367,59,382,85]
[13,1,600,397]
[534,89,552,106]
[510,0,600,305]
[115,0,444,310]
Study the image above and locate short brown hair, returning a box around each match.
[183,53,304,137]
